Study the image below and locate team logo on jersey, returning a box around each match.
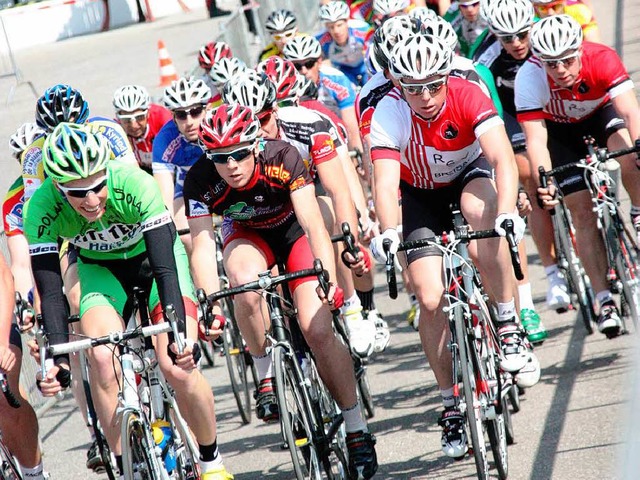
[578,82,590,94]
[224,202,255,220]
[22,147,42,175]
[188,199,209,217]
[442,122,459,140]
[254,195,264,203]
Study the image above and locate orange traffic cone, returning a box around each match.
[158,40,178,87]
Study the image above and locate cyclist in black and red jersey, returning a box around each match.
[113,85,172,174]
[183,104,378,480]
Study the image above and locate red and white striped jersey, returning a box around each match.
[369,76,502,189]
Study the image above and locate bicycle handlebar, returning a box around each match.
[0,372,20,409]
[331,222,363,274]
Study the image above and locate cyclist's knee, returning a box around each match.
[415,287,444,317]
[86,346,119,390]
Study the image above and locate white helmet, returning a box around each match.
[371,15,422,71]
[113,85,151,113]
[319,1,350,22]
[283,36,322,61]
[408,6,438,24]
[163,77,212,110]
[10,122,45,156]
[530,14,583,58]
[265,9,297,33]
[389,34,453,79]
[421,16,459,52]
[209,57,247,86]
[222,75,276,115]
[225,68,262,91]
[484,0,534,35]
[373,0,410,16]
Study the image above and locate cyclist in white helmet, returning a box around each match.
[443,0,493,59]
[372,0,410,25]
[153,77,212,254]
[258,9,303,63]
[113,85,172,173]
[369,33,536,459]
[516,14,640,338]
[531,0,601,43]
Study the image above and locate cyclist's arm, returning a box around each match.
[317,156,359,236]
[520,119,552,179]
[188,216,219,296]
[7,234,33,300]
[338,148,370,229]
[0,252,13,347]
[372,157,400,232]
[610,89,640,142]
[153,171,176,216]
[341,106,365,154]
[291,185,338,283]
[478,125,519,214]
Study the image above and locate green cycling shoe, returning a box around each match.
[520,308,548,345]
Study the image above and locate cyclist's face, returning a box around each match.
[174,104,206,142]
[272,28,297,51]
[258,110,279,139]
[295,58,321,84]
[533,0,565,17]
[326,20,349,45]
[400,76,448,120]
[459,1,480,22]
[59,170,108,222]
[542,50,582,88]
[116,109,149,138]
[498,31,531,60]
[213,142,257,188]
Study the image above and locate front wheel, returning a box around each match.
[121,411,163,480]
[487,412,509,480]
[613,223,640,330]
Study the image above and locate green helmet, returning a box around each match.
[43,122,110,183]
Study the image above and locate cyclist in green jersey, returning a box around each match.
[24,123,233,480]
[443,0,493,59]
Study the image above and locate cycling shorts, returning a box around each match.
[222,220,315,293]
[9,323,22,351]
[547,101,625,196]
[401,156,494,264]
[504,111,525,148]
[77,237,196,322]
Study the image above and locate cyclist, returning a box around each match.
[515,14,640,337]
[258,9,303,63]
[476,0,550,343]
[369,34,534,458]
[283,35,365,156]
[443,0,494,60]
[113,84,172,174]
[371,0,411,26]
[531,0,601,43]
[153,77,212,254]
[208,56,247,107]
[197,41,233,96]
[316,1,374,87]
[0,250,47,480]
[24,123,233,480]
[184,103,378,479]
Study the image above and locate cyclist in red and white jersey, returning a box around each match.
[369,34,536,458]
[515,14,640,336]
[197,41,233,96]
[113,85,172,174]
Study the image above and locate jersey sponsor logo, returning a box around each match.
[188,199,210,217]
[290,176,307,191]
[29,243,59,256]
[93,123,128,156]
[321,77,350,102]
[24,178,42,201]
[113,187,149,216]
[5,201,24,232]
[442,122,459,140]
[140,211,172,232]
[310,133,335,163]
[223,202,256,220]
[73,223,143,250]
[254,195,264,203]
[22,147,42,176]
[36,201,65,238]
[265,164,292,183]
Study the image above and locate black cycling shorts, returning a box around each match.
[402,156,494,264]
[504,111,525,148]
[9,323,22,352]
[547,101,625,195]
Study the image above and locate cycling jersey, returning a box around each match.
[299,98,349,144]
[537,1,598,37]
[152,120,204,199]
[451,55,503,117]
[316,19,373,86]
[515,41,632,124]
[258,32,308,63]
[200,75,224,107]
[357,71,394,138]
[2,176,24,237]
[122,103,172,171]
[444,6,493,59]
[370,76,503,189]
[20,117,136,201]
[317,65,358,117]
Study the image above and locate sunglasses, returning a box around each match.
[58,175,108,198]
[117,111,148,124]
[496,29,530,44]
[174,105,206,121]
[541,53,579,69]
[272,29,297,41]
[399,78,447,96]
[206,143,256,164]
[534,1,564,14]
[257,110,273,126]
[293,58,318,71]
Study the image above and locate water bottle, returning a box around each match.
[151,419,176,473]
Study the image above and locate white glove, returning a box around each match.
[494,213,526,244]
[370,228,400,264]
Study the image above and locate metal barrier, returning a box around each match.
[0,15,38,105]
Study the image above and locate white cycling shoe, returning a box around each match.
[344,306,376,358]
[546,281,571,312]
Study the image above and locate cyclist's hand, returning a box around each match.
[36,362,71,397]
[494,212,526,243]
[517,191,532,217]
[370,228,400,264]
[0,345,16,374]
[198,314,226,341]
[169,339,200,372]
[316,282,344,310]
[342,245,372,276]
[26,338,40,363]
[537,184,559,209]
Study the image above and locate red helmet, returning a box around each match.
[257,56,300,102]
[198,104,260,150]
[198,41,233,71]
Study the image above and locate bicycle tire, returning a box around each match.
[221,297,253,424]
[355,361,375,420]
[0,439,22,480]
[454,307,489,480]
[503,395,515,446]
[507,384,520,413]
[121,411,163,480]
[611,219,640,330]
[199,338,217,368]
[274,345,324,480]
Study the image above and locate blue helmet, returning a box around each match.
[35,84,90,133]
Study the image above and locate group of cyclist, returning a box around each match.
[1,0,638,478]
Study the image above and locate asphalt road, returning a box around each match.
[2,1,639,479]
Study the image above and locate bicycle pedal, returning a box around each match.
[555,307,569,314]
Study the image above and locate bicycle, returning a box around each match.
[207,259,349,479]
[539,137,640,334]
[384,209,522,480]
[0,372,22,480]
[41,290,200,480]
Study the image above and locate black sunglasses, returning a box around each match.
[58,176,108,198]
[293,58,318,71]
[206,144,255,164]
[174,105,206,121]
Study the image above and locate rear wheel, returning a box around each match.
[121,411,162,480]
[612,222,640,331]
[199,338,217,368]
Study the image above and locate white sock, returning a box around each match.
[630,205,640,218]
[21,462,45,480]
[252,353,273,380]
[199,457,223,473]
[497,299,516,323]
[441,387,455,408]
[341,402,368,433]
[517,283,535,311]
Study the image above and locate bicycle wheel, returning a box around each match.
[199,338,217,368]
[273,345,323,480]
[0,439,21,480]
[221,297,253,424]
[556,207,596,334]
[454,307,489,480]
[503,394,515,446]
[121,411,163,480]
[355,360,375,420]
[612,219,640,330]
